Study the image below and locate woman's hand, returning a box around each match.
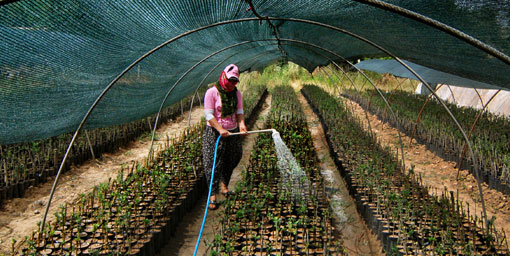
[218,128,230,137]
[207,117,230,137]
[237,113,247,136]
[239,123,248,136]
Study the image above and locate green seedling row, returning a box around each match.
[0,90,204,204]
[303,85,509,255]
[343,89,510,195]
[211,86,346,255]
[22,123,205,255]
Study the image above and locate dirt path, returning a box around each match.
[156,95,272,256]
[0,107,204,254]
[343,96,510,239]
[292,82,384,256]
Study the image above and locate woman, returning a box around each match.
[202,64,247,210]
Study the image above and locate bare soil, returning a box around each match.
[291,82,384,256]
[343,96,510,238]
[0,108,204,255]
[157,95,273,256]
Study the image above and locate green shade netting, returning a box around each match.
[0,0,509,144]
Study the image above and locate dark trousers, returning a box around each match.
[202,126,242,194]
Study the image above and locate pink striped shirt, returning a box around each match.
[204,86,243,130]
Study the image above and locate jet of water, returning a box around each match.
[271,131,310,201]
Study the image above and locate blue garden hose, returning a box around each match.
[193,135,221,256]
[193,129,276,255]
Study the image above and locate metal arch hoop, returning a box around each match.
[458,89,502,178]
[185,48,281,127]
[146,40,282,162]
[446,84,458,105]
[322,66,362,123]
[321,66,376,138]
[319,66,375,136]
[293,50,376,142]
[163,36,407,171]
[268,17,489,229]
[41,15,495,232]
[474,88,483,106]
[276,39,407,170]
[40,17,266,231]
[410,84,446,146]
[148,35,406,177]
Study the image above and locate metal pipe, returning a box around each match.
[84,130,95,160]
[457,89,502,178]
[409,84,445,146]
[474,88,483,106]
[320,67,374,136]
[446,84,458,105]
[323,66,359,121]
[230,128,276,136]
[187,90,199,127]
[386,77,409,103]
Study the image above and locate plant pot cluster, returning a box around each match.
[21,123,206,256]
[342,89,510,195]
[212,86,346,255]
[302,85,510,255]
[241,83,268,128]
[0,91,204,205]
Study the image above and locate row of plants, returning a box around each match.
[211,86,345,255]
[342,88,510,195]
[302,84,509,255]
[21,123,206,256]
[0,90,205,204]
[237,82,268,127]
[18,84,268,255]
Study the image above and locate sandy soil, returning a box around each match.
[343,97,510,239]
[0,107,204,255]
[292,82,384,256]
[157,95,273,256]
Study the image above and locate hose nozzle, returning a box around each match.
[271,129,280,139]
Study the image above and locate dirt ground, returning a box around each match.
[0,107,204,254]
[343,96,510,239]
[295,87,384,256]
[157,95,273,256]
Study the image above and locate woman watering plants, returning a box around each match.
[202,64,247,210]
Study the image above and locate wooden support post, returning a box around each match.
[84,130,96,159]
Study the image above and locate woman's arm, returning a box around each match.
[208,117,230,137]
[236,91,247,134]
[204,88,229,137]
[236,113,247,134]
